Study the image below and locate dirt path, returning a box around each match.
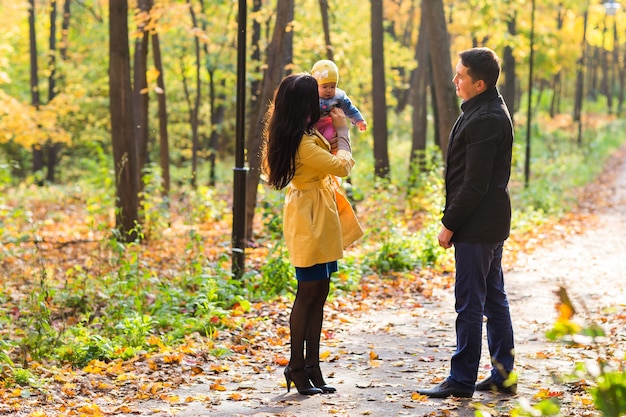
[136,150,626,417]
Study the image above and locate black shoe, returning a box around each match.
[475,375,517,394]
[417,379,473,398]
[305,365,336,393]
[284,367,323,395]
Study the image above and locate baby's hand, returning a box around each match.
[357,120,367,131]
[328,135,339,154]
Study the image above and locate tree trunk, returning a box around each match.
[371,0,390,179]
[617,43,626,116]
[48,0,57,102]
[282,2,294,75]
[60,0,71,60]
[613,19,624,115]
[207,71,226,187]
[133,0,152,194]
[199,0,225,188]
[550,72,561,118]
[46,0,59,183]
[110,0,140,241]
[502,13,516,123]
[152,32,170,197]
[319,0,334,60]
[409,1,429,180]
[549,6,562,118]
[574,5,588,147]
[244,0,294,241]
[187,0,201,187]
[29,0,44,181]
[423,0,458,159]
[249,0,263,112]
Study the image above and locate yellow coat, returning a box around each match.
[283,128,359,268]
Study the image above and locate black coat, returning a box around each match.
[442,87,513,243]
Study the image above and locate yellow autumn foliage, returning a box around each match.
[0,89,75,149]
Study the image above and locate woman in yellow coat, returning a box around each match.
[263,73,362,395]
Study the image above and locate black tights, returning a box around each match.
[289,278,330,370]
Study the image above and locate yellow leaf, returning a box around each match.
[164,394,180,404]
[411,392,428,401]
[116,372,138,382]
[229,392,244,401]
[369,351,379,360]
[163,353,182,364]
[96,381,114,390]
[274,355,289,366]
[210,364,230,373]
[150,382,165,394]
[190,365,204,375]
[61,383,77,397]
[210,383,227,391]
[77,403,104,415]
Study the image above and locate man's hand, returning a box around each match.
[438,226,454,249]
[328,135,338,153]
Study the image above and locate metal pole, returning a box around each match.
[232,0,248,279]
[524,0,535,188]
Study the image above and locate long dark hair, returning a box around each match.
[263,73,320,190]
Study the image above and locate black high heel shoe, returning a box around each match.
[284,367,323,395]
[305,365,336,393]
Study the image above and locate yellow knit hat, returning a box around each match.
[311,59,339,85]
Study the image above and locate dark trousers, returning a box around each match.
[449,241,515,389]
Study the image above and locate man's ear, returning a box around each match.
[476,79,487,93]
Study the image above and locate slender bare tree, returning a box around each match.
[371,0,390,179]
[110,0,140,241]
[152,31,171,197]
[409,1,429,177]
[244,0,294,241]
[423,0,458,158]
[134,0,151,195]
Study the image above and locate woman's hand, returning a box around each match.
[329,107,347,128]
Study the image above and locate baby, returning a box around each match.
[311,59,367,148]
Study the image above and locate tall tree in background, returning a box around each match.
[249,0,263,114]
[60,0,71,60]
[409,1,429,177]
[46,0,61,182]
[186,0,202,187]
[549,5,562,118]
[574,2,589,146]
[371,0,390,179]
[133,0,152,194]
[29,0,44,181]
[423,0,457,158]
[200,0,229,187]
[151,28,171,197]
[245,0,294,241]
[110,0,140,241]
[319,0,333,60]
[282,2,294,74]
[502,6,517,123]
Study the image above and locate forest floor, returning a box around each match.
[126,148,626,417]
[3,148,625,417]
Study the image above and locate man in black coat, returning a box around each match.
[418,47,516,398]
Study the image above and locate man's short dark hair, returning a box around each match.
[459,47,501,89]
